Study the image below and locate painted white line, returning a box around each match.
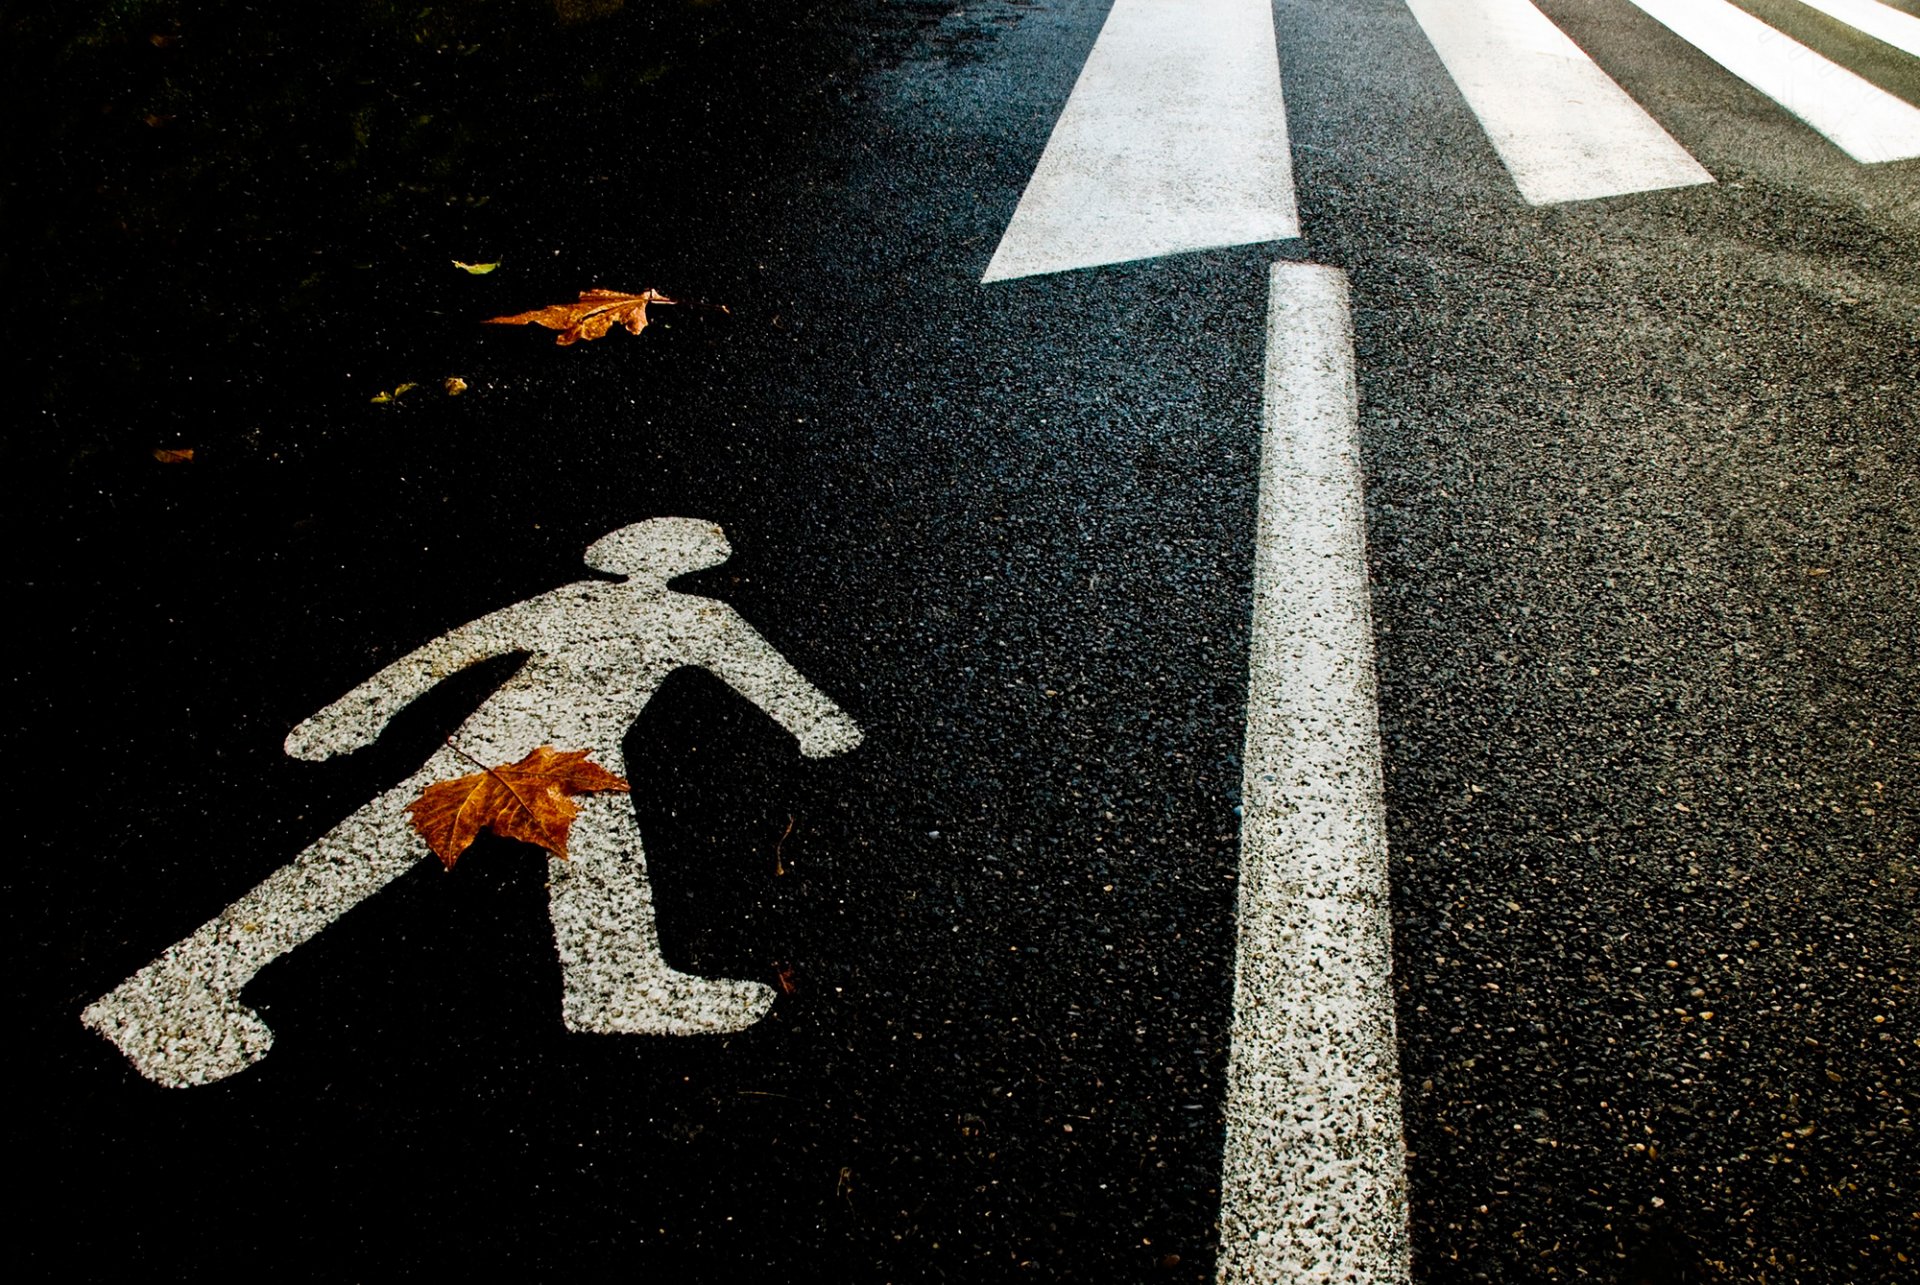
[1795,0,1920,62]
[1216,263,1408,1284]
[981,0,1299,282]
[83,518,862,1087]
[1403,0,1713,204]
[1624,0,1920,163]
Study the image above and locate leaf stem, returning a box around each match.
[774,813,796,876]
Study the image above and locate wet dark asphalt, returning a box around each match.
[8,1,1916,1281]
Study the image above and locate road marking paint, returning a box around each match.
[83,518,862,1088]
[981,0,1299,282]
[1216,263,1408,1284]
[1624,0,1920,163]
[1403,0,1712,204]
[1794,0,1920,62]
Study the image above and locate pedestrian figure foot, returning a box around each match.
[82,965,274,1088]
[561,971,776,1036]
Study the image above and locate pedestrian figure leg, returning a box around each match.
[547,792,775,1035]
[82,756,455,1088]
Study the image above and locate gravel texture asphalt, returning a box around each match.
[8,1,1915,1280]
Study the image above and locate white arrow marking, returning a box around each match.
[1216,263,1408,1284]
[1625,0,1920,164]
[1404,0,1713,205]
[981,0,1300,282]
[83,519,862,1088]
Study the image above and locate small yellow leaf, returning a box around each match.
[152,447,194,463]
[453,260,500,275]
[444,376,468,396]
[370,382,418,405]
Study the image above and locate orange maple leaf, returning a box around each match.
[482,288,677,346]
[405,745,631,870]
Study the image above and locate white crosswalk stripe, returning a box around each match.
[1793,0,1920,63]
[1623,0,1920,164]
[1402,0,1713,205]
[981,0,1299,281]
[987,0,1917,278]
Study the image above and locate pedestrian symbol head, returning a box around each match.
[584,518,732,581]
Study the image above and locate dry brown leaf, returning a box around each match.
[483,288,677,346]
[406,745,630,870]
[152,448,194,463]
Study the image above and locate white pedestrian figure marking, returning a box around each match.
[83,518,863,1088]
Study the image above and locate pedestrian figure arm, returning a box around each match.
[697,609,864,758]
[284,608,531,761]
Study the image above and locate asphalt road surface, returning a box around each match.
[9,0,1916,1280]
